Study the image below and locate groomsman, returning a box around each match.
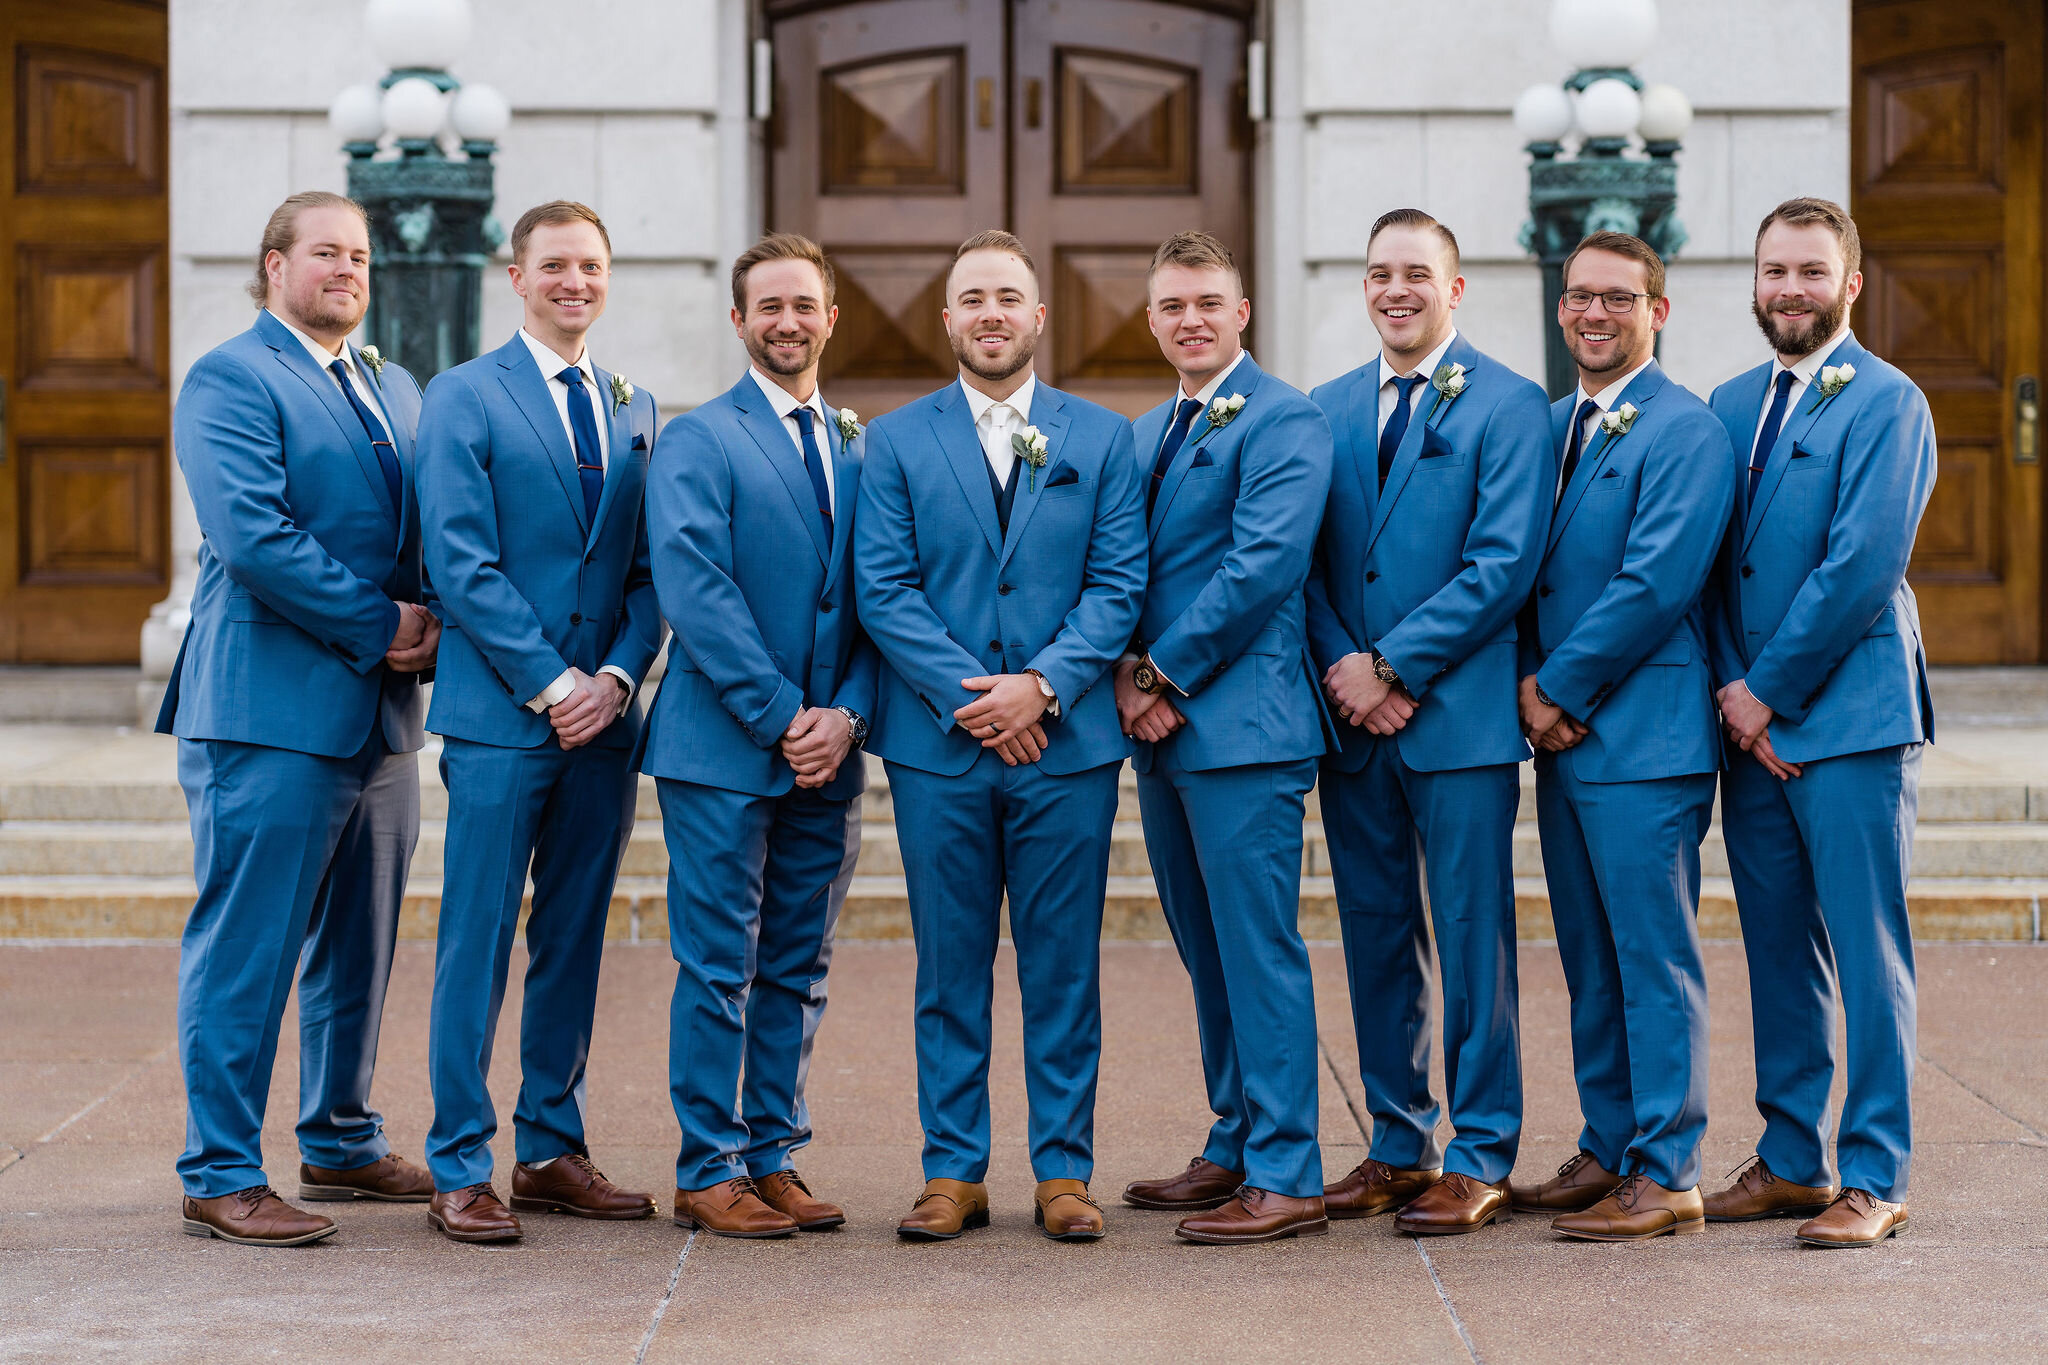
[856,230,1146,1242]
[1704,198,1936,1248]
[1508,232,1734,1240]
[1305,209,1549,1236]
[643,233,876,1238]
[161,191,437,1245]
[1117,232,1335,1244]
[415,202,663,1242]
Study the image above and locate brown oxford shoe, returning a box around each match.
[1324,1159,1441,1220]
[1797,1188,1909,1248]
[674,1177,798,1238]
[1551,1173,1705,1242]
[1511,1150,1623,1214]
[1034,1179,1105,1241]
[427,1183,522,1243]
[1174,1186,1329,1244]
[1123,1157,1244,1211]
[182,1185,337,1247]
[512,1154,656,1220]
[1703,1156,1838,1222]
[896,1179,990,1241]
[1394,1173,1513,1236]
[754,1169,845,1231]
[298,1153,434,1203]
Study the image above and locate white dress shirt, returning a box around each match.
[960,372,1038,486]
[1375,329,1459,441]
[268,310,391,440]
[750,368,837,514]
[1752,327,1852,460]
[1177,346,1252,413]
[1560,356,1655,499]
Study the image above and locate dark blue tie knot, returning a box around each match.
[1376,371,1430,490]
[1147,397,1207,514]
[1176,397,1203,425]
[558,365,585,389]
[1394,374,1427,401]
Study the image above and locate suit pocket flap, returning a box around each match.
[1862,606,1897,638]
[1644,635,1692,666]
[226,591,284,624]
[1244,627,1284,657]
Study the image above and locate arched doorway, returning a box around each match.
[764,0,1255,418]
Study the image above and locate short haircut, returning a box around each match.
[1366,208,1461,275]
[730,232,836,313]
[1562,230,1666,300]
[952,229,1036,278]
[1146,230,1242,293]
[510,200,611,265]
[1754,196,1862,277]
[248,190,368,306]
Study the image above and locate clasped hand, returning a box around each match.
[1114,658,1185,744]
[1324,652,1414,735]
[549,668,624,751]
[781,707,854,787]
[1717,679,1802,781]
[1517,675,1586,752]
[955,674,1050,766]
[385,601,439,674]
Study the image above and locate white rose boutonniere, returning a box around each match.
[836,408,862,443]
[609,373,634,415]
[1807,362,1856,414]
[1424,361,1468,420]
[357,344,386,382]
[1598,401,1640,437]
[1013,425,1050,491]
[1206,393,1247,429]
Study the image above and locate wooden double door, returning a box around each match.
[767,0,1253,418]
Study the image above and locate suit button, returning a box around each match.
[988,640,1002,652]
[1740,565,1754,578]
[820,600,835,613]
[998,583,1014,595]
[1539,586,1553,598]
[571,612,583,624]
[1365,571,1379,583]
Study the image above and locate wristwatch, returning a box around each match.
[1533,682,1560,710]
[832,705,869,748]
[1131,655,1164,696]
[1024,668,1058,711]
[1371,651,1404,690]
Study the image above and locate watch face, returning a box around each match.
[1133,664,1158,693]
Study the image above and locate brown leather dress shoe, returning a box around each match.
[675,1177,798,1238]
[1703,1155,1838,1222]
[1035,1179,1105,1241]
[754,1169,845,1231]
[1510,1150,1623,1213]
[1797,1188,1909,1247]
[1324,1159,1441,1219]
[1393,1173,1512,1236]
[1174,1186,1329,1244]
[298,1153,434,1203]
[511,1155,656,1220]
[427,1183,522,1243]
[1551,1173,1705,1242]
[1123,1157,1245,1211]
[896,1178,990,1241]
[182,1185,337,1247]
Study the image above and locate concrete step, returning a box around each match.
[0,667,145,725]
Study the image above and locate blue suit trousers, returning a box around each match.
[175,731,416,1198]
[1722,743,1920,1201]
[1321,744,1522,1183]
[659,777,859,1191]
[1139,745,1322,1198]
[425,737,636,1191]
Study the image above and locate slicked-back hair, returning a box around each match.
[731,232,835,313]
[249,190,369,306]
[1366,208,1461,275]
[1147,230,1242,293]
[1754,196,1862,277]
[1563,231,1666,300]
[952,229,1036,278]
[510,200,612,265]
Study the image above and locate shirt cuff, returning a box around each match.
[526,669,576,714]
[598,665,636,713]
[1147,654,1185,697]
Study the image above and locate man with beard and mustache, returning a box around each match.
[1506,232,1733,1240]
[855,230,1147,1243]
[1700,198,1936,1249]
[159,191,438,1245]
[641,233,877,1238]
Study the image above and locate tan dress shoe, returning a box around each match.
[754,1169,845,1230]
[512,1154,656,1220]
[427,1183,522,1243]
[1393,1173,1512,1236]
[298,1153,434,1203]
[182,1185,337,1247]
[1035,1179,1105,1241]
[1551,1173,1705,1241]
[896,1179,990,1241]
[1703,1156,1838,1222]
[1511,1150,1623,1213]
[1797,1188,1909,1247]
[1174,1186,1329,1244]
[1122,1157,1244,1211]
[1324,1159,1441,1219]
[674,1177,798,1238]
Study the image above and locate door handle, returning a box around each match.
[2017,375,2039,466]
[976,77,994,130]
[1024,78,1042,129]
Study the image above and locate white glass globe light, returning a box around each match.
[1575,78,1643,140]
[1550,0,1659,71]
[1637,82,1693,142]
[382,77,449,141]
[450,83,511,143]
[328,83,384,143]
[367,0,472,72]
[1513,83,1575,144]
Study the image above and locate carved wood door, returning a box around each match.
[0,0,169,663]
[1853,0,2044,662]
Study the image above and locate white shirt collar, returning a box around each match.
[520,327,596,386]
[1379,329,1459,391]
[751,368,829,428]
[1774,326,1852,386]
[1573,357,1656,415]
[1180,347,1251,411]
[268,308,355,377]
[959,372,1037,427]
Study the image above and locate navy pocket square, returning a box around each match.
[1045,463,1081,488]
[631,433,648,452]
[1601,467,1621,478]
[1790,443,1815,459]
[1189,449,1215,468]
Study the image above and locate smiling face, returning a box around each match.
[509,219,611,357]
[1558,247,1668,388]
[266,205,371,347]
[734,257,836,393]
[1753,220,1861,362]
[1364,224,1462,370]
[943,248,1044,391]
[1147,263,1250,396]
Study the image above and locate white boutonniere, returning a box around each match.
[1806,362,1856,414]
[1013,425,1050,491]
[1424,362,1468,420]
[1206,393,1247,429]
[1598,401,1640,438]
[357,344,386,382]
[609,372,634,414]
[836,408,862,443]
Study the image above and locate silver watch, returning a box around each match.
[833,705,869,747]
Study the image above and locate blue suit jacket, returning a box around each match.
[1132,354,1334,774]
[1705,333,1936,765]
[1307,335,1551,774]
[855,379,1147,777]
[157,310,427,758]
[1522,363,1734,782]
[640,372,878,800]
[414,333,662,751]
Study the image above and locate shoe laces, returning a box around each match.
[1555,1151,1594,1180]
[1723,1154,1775,1192]
[1841,1188,1880,1215]
[232,1184,278,1207]
[563,1153,605,1185]
[1611,1173,1650,1211]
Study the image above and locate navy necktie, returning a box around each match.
[1148,398,1204,514]
[557,366,606,528]
[1557,397,1601,501]
[794,407,834,542]
[329,359,402,514]
[1750,369,1795,503]
[1378,373,1428,489]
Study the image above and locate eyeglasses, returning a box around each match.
[1562,289,1654,313]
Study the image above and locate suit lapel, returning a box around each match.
[350,340,409,548]
[822,405,860,594]
[259,315,397,531]
[1742,336,1866,552]
[1344,360,1382,522]
[999,389,1067,567]
[1547,363,1668,553]
[495,336,589,537]
[1364,335,1479,554]
[928,384,1004,558]
[733,375,829,566]
[587,363,632,549]
[1150,354,1266,534]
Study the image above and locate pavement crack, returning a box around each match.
[5,1046,171,1177]
[1316,1034,1371,1143]
[633,1230,696,1364]
[1919,1050,2048,1144]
